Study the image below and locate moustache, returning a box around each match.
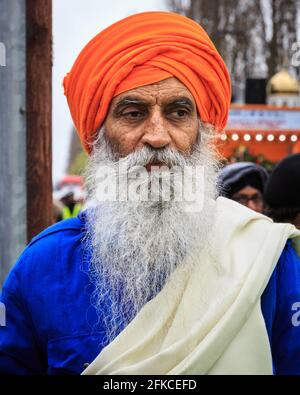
[117,146,191,170]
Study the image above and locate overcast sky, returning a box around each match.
[52,0,169,183]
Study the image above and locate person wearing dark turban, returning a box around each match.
[218,162,269,213]
[1,12,300,376]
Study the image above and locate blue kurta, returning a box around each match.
[0,212,300,375]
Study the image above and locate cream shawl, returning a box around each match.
[83,197,300,375]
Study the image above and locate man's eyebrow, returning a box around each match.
[112,95,195,115]
[164,97,194,108]
[113,96,150,109]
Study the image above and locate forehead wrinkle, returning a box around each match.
[113,78,195,106]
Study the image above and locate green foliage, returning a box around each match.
[68,150,88,176]
[228,145,276,172]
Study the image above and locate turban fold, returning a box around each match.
[63,11,231,153]
[218,162,269,198]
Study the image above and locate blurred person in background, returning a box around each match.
[60,191,82,220]
[218,162,269,213]
[53,188,83,221]
[264,154,300,230]
[52,199,64,223]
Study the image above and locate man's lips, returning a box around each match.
[145,162,167,172]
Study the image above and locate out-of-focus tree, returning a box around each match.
[168,0,299,86]
[68,150,88,176]
[262,0,299,78]
[67,129,88,176]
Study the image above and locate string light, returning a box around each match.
[244,134,251,141]
[291,135,298,142]
[267,134,274,142]
[279,134,286,142]
[220,134,227,141]
[255,134,263,141]
[232,134,239,141]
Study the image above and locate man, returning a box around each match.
[218,162,269,213]
[264,154,300,229]
[59,191,82,221]
[1,12,300,375]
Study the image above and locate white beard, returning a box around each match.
[83,123,220,345]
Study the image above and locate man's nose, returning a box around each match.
[141,110,171,149]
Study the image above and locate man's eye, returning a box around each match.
[171,109,189,118]
[123,111,144,119]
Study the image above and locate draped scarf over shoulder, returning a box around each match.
[82,197,300,375]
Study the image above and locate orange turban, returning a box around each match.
[63,11,231,153]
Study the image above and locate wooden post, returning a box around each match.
[26,0,53,242]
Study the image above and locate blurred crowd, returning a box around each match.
[219,153,300,229]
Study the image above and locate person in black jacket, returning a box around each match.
[264,154,300,229]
